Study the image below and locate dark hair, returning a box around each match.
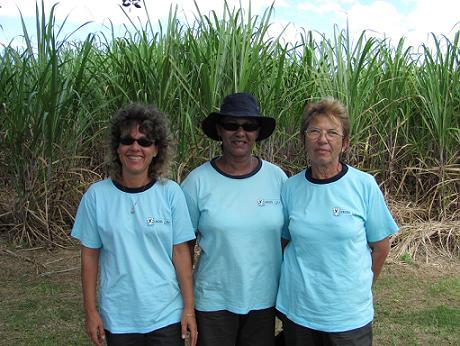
[108,103,173,181]
[300,97,350,141]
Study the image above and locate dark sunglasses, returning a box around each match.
[119,136,154,147]
[219,121,260,132]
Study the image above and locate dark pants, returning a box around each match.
[105,322,184,346]
[278,312,372,346]
[196,307,275,346]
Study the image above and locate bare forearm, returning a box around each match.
[173,242,195,311]
[81,246,99,314]
[369,237,390,284]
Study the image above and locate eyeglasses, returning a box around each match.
[305,128,344,141]
[119,136,154,147]
[219,121,260,132]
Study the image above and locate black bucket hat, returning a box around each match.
[201,92,276,141]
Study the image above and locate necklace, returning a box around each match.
[216,156,257,175]
[130,198,139,214]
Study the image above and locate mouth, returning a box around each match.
[232,139,248,146]
[126,154,144,161]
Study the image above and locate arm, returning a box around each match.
[81,246,105,346]
[281,238,289,252]
[188,238,197,267]
[173,242,197,346]
[368,237,390,285]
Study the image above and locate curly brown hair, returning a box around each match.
[300,97,350,142]
[108,103,174,182]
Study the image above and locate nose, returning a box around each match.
[317,131,328,142]
[235,126,246,135]
[129,140,142,149]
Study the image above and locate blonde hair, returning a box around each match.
[300,97,350,141]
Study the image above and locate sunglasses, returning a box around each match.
[119,136,154,147]
[219,121,260,132]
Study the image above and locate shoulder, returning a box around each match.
[286,169,307,184]
[346,165,378,186]
[156,178,182,193]
[85,178,113,195]
[261,160,287,178]
[181,161,213,185]
[282,170,306,192]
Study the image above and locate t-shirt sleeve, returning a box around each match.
[365,177,399,243]
[180,174,200,232]
[71,188,102,249]
[170,183,196,245]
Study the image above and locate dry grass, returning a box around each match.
[390,221,460,262]
[385,198,460,262]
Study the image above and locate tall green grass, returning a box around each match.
[0,1,458,245]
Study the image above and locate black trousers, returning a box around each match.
[278,311,372,346]
[105,322,184,346]
[196,307,276,346]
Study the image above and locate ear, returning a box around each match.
[216,124,223,140]
[152,143,159,158]
[342,136,350,153]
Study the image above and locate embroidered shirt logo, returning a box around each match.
[332,208,352,216]
[257,199,281,207]
[146,217,171,226]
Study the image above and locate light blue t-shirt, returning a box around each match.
[276,165,398,332]
[71,178,195,333]
[181,158,287,314]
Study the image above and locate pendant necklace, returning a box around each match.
[130,198,139,214]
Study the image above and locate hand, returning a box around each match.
[181,311,198,346]
[85,310,105,346]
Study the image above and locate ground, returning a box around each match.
[1,239,459,346]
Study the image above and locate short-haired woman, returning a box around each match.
[276,97,398,346]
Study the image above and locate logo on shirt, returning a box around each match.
[256,199,281,207]
[332,207,351,216]
[146,217,171,226]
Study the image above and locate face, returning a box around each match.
[117,123,158,181]
[216,117,260,159]
[303,114,349,169]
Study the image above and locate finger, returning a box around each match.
[181,320,188,339]
[191,329,198,346]
[97,325,106,345]
[88,329,99,345]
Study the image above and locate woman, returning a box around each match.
[181,92,287,346]
[72,104,197,346]
[276,97,398,345]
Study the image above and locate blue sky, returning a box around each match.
[1,0,459,50]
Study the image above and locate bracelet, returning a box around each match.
[184,313,195,317]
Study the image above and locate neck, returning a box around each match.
[311,162,342,180]
[118,173,151,188]
[216,154,256,175]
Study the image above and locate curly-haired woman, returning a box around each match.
[72,103,197,346]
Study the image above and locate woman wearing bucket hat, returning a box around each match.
[181,92,287,346]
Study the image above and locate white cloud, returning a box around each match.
[404,0,460,47]
[1,0,285,27]
[297,1,345,15]
[1,0,458,49]
[345,1,406,42]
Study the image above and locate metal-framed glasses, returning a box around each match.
[119,136,154,147]
[305,128,344,141]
